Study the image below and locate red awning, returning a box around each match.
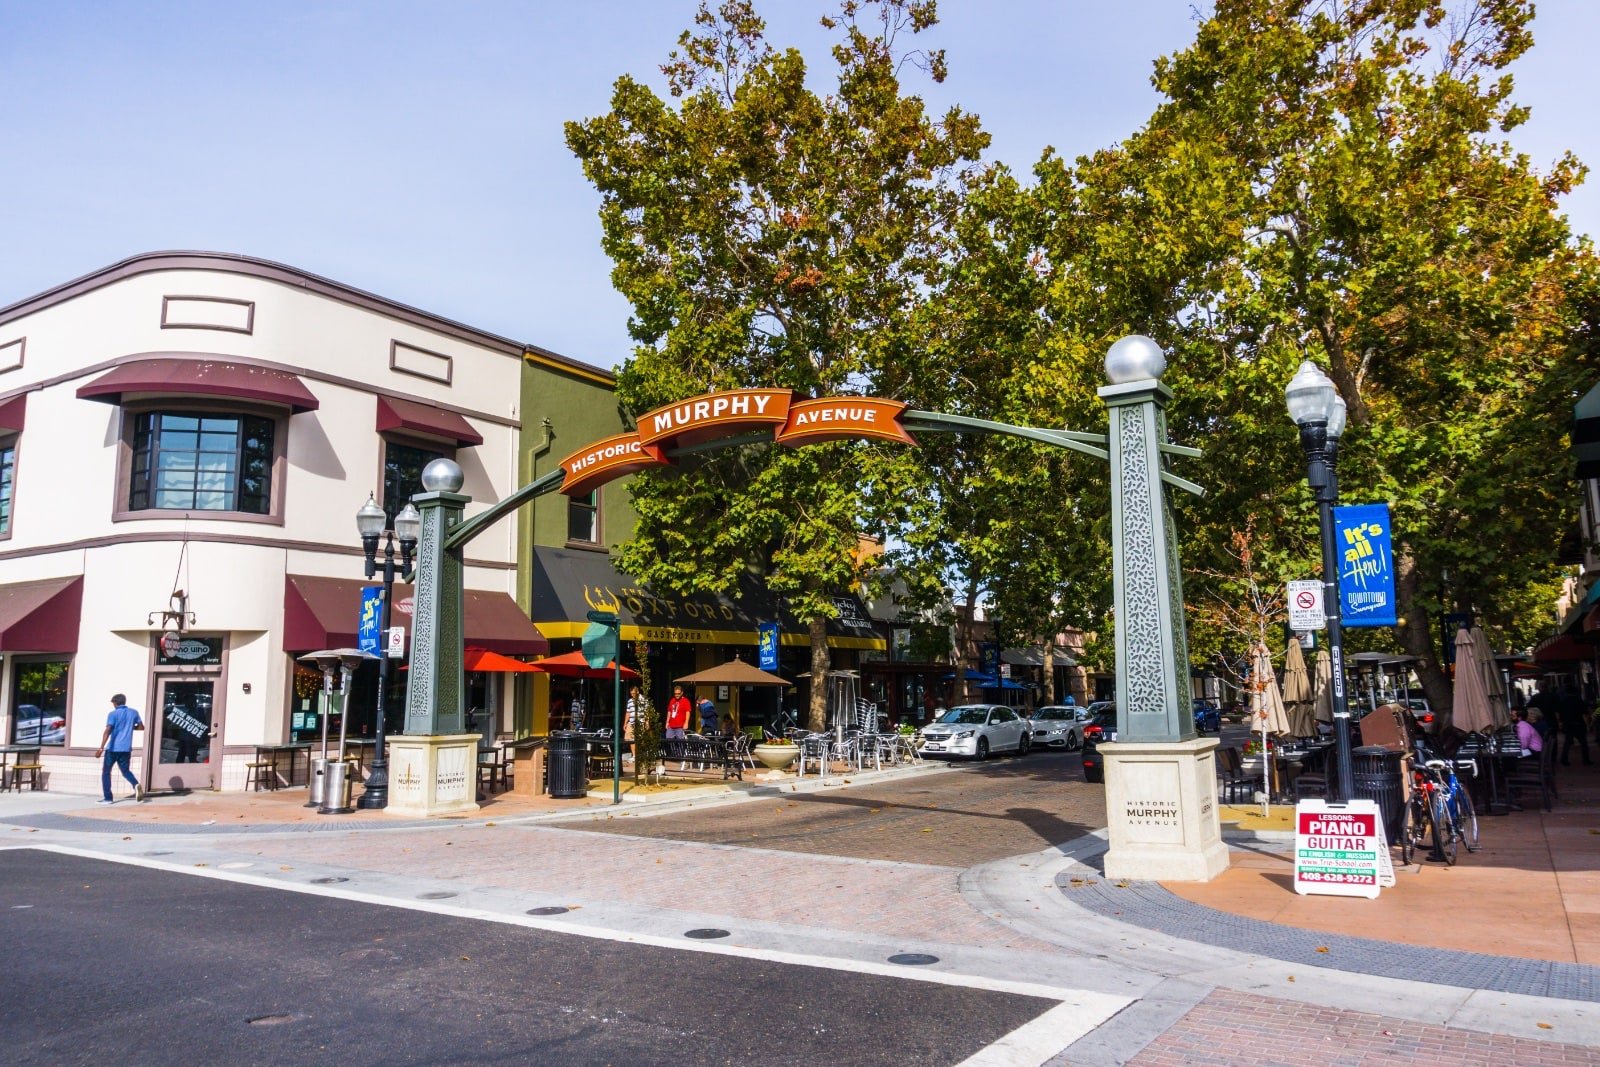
[0,575,83,652]
[283,575,547,656]
[0,394,26,433]
[530,650,640,680]
[77,357,320,413]
[1533,632,1595,664]
[376,395,483,447]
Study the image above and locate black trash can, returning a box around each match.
[1350,745,1405,842]
[547,731,589,799]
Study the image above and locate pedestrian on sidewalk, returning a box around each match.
[665,686,690,740]
[95,693,144,804]
[1558,684,1592,766]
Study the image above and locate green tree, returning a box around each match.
[967,0,1594,714]
[566,0,987,729]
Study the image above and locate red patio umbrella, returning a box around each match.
[463,647,543,673]
[530,650,641,681]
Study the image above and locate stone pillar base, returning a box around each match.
[385,734,481,818]
[1100,737,1229,882]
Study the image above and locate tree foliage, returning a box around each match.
[567,0,987,728]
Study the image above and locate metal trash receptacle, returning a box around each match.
[547,731,588,799]
[1351,745,1405,842]
[319,758,355,814]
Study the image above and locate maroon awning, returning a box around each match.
[0,394,26,433]
[376,395,483,447]
[77,357,319,413]
[0,575,83,652]
[284,575,546,656]
[1533,632,1596,664]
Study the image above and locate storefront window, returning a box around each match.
[11,659,69,746]
[130,411,274,513]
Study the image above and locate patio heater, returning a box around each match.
[355,494,421,810]
[1286,360,1356,803]
[300,648,378,814]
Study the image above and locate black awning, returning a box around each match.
[530,545,883,651]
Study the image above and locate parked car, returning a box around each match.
[1080,703,1118,783]
[14,705,65,746]
[918,704,1031,760]
[1029,705,1090,750]
[1192,699,1221,733]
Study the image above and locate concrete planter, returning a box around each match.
[752,744,799,770]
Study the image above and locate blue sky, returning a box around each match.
[3,1,1595,371]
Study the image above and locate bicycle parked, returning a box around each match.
[1401,755,1479,865]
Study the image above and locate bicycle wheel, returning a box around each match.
[1398,796,1418,865]
[1431,790,1457,865]
[1455,782,1480,853]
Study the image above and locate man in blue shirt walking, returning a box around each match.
[94,693,144,804]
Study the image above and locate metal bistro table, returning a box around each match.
[0,744,42,791]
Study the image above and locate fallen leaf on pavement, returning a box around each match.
[1538,1022,1553,1030]
[1315,946,1329,953]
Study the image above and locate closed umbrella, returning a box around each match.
[1251,643,1290,804]
[1451,627,1496,734]
[1283,640,1316,738]
[1312,649,1334,725]
[1472,625,1509,728]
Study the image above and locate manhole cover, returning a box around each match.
[417,891,457,900]
[526,906,569,916]
[888,953,939,966]
[247,1014,300,1026]
[684,928,730,940]
[310,876,348,885]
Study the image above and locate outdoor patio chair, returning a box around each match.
[797,733,830,778]
[1505,741,1556,812]
[1216,746,1255,804]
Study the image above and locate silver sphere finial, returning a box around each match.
[1104,335,1167,384]
[419,458,464,493]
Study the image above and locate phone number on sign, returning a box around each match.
[1298,871,1375,885]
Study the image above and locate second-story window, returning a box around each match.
[0,440,15,536]
[383,440,447,527]
[129,412,274,513]
[567,490,598,544]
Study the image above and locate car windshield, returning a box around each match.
[938,707,990,725]
[1035,708,1071,721]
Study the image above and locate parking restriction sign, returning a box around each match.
[1287,579,1325,631]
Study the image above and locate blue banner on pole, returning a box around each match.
[1333,504,1397,628]
[358,585,384,654]
[979,642,1000,676]
[758,622,780,672]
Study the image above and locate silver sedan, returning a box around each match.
[918,705,1031,760]
[1029,705,1089,750]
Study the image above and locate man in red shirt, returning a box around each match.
[665,685,691,740]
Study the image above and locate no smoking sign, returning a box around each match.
[1288,579,1326,631]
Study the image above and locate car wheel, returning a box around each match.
[1067,731,1081,752]
[1084,767,1103,783]
[1017,733,1031,756]
[975,738,989,761]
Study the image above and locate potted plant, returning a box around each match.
[752,735,799,770]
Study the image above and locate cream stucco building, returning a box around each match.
[0,252,613,795]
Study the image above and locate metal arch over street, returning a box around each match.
[444,387,1206,553]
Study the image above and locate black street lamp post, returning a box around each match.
[355,494,420,810]
[1286,361,1355,802]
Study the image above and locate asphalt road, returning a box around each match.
[560,748,1111,867]
[0,849,1053,1067]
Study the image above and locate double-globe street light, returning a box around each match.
[354,494,421,810]
[1286,360,1356,803]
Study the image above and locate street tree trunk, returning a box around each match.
[807,617,830,733]
[1395,546,1454,728]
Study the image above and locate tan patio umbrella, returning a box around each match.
[1451,627,1496,734]
[1472,624,1510,728]
[1282,639,1316,738]
[1251,643,1290,804]
[674,659,791,687]
[1312,649,1334,725]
